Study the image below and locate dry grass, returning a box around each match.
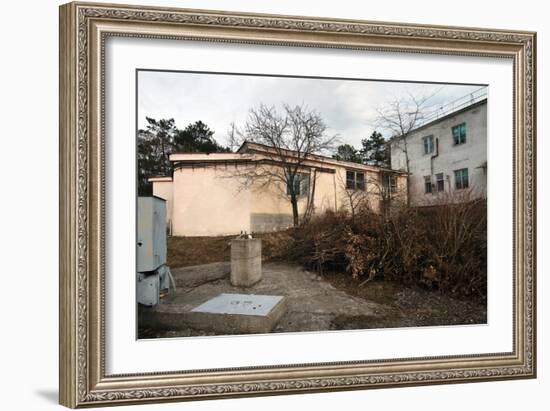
[167,235,232,268]
[167,230,294,268]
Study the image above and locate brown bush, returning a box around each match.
[280,195,487,299]
[257,230,294,261]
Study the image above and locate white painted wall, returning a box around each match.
[171,166,252,236]
[391,102,487,205]
[162,161,404,236]
[151,179,173,229]
[1,1,547,411]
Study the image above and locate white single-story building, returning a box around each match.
[149,142,407,236]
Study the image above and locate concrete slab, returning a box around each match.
[186,293,286,334]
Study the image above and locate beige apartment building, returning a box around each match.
[149,142,407,236]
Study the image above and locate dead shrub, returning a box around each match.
[258,230,294,260]
[281,195,487,299]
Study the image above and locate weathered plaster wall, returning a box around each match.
[171,166,252,236]
[159,161,407,236]
[391,102,487,205]
[151,180,173,230]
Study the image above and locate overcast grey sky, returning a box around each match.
[138,70,486,149]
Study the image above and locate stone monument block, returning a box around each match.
[230,238,262,287]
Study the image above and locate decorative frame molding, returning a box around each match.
[59,2,536,408]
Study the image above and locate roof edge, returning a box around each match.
[390,98,488,142]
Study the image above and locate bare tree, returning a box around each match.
[226,121,240,152]
[230,103,337,227]
[338,175,370,219]
[338,171,401,218]
[376,91,439,206]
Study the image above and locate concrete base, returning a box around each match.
[186,293,286,334]
[230,238,262,287]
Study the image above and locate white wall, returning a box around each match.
[151,180,173,229]
[171,166,252,236]
[0,1,547,410]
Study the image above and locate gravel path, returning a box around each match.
[139,261,392,337]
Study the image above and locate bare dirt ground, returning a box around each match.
[324,272,487,329]
[138,261,486,339]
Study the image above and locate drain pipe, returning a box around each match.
[430,137,439,186]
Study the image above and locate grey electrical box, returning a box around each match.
[158,264,171,291]
[137,196,167,272]
[137,272,160,306]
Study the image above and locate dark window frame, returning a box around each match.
[389,175,398,194]
[287,173,310,197]
[424,175,433,194]
[435,173,445,192]
[452,123,467,145]
[423,135,434,154]
[346,170,366,191]
[454,168,469,190]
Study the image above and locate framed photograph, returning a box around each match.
[59,2,537,408]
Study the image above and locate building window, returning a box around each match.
[287,173,309,196]
[389,175,397,194]
[381,173,397,196]
[452,123,467,145]
[454,168,469,190]
[436,173,445,192]
[346,170,365,191]
[424,176,432,194]
[423,135,434,154]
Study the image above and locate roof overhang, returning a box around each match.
[148,176,173,183]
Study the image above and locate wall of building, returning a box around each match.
[161,161,407,236]
[151,180,173,231]
[171,166,252,236]
[247,165,391,232]
[248,175,296,233]
[391,102,487,205]
[313,170,339,213]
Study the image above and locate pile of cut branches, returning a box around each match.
[278,199,487,299]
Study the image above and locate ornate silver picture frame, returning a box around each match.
[59,2,536,408]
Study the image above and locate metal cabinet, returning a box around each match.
[137,196,167,273]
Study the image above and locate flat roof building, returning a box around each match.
[150,142,407,236]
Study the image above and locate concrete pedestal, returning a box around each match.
[230,238,262,287]
[188,293,286,334]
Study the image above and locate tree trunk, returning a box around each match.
[290,195,299,227]
[403,139,411,207]
[304,170,317,223]
[405,158,411,207]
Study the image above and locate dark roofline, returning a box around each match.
[172,157,336,174]
[236,140,249,154]
[138,195,167,202]
[169,150,228,155]
[238,141,403,174]
[389,98,487,143]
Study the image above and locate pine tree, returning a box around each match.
[174,121,229,153]
[137,118,229,195]
[332,144,363,164]
[360,131,388,167]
